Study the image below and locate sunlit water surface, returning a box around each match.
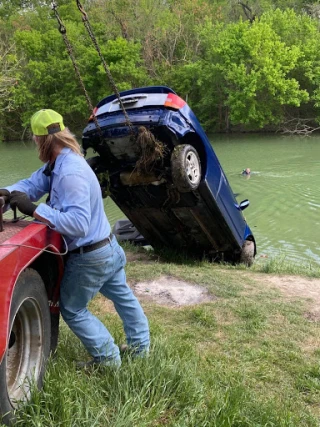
[1,134,319,266]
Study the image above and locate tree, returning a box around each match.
[2,0,320,137]
[260,9,320,129]
[0,26,20,139]
[171,15,310,131]
[3,1,150,138]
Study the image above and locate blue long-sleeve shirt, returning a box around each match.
[6,147,111,251]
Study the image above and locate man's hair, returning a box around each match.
[36,127,83,162]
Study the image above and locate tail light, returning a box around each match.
[164,93,186,110]
[88,107,98,122]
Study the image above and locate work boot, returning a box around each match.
[76,356,121,370]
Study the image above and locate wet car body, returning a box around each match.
[82,86,256,264]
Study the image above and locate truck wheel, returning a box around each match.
[0,269,51,425]
[171,144,201,192]
[240,240,255,267]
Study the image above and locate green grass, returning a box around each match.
[252,254,320,278]
[4,246,320,426]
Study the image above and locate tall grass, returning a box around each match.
[254,255,320,277]
[10,331,318,426]
[2,246,320,426]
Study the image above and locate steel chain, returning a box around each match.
[75,0,134,134]
[51,2,103,138]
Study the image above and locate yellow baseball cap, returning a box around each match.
[31,109,65,136]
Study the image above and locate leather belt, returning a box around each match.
[69,235,112,254]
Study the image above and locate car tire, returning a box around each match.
[0,269,51,425]
[171,144,201,192]
[86,155,101,172]
[240,240,255,267]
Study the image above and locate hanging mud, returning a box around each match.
[134,126,167,174]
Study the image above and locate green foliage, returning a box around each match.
[2,1,320,137]
[171,15,311,130]
[0,19,20,139]
[260,9,320,122]
[6,3,149,136]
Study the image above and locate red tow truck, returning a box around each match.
[0,196,64,425]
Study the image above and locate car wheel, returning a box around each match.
[87,155,110,198]
[171,144,201,192]
[86,155,101,172]
[0,269,51,425]
[240,240,255,267]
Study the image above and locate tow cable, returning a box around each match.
[52,1,166,173]
[75,0,134,135]
[51,1,103,143]
[51,1,134,137]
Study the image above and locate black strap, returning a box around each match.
[69,236,112,254]
[43,161,56,203]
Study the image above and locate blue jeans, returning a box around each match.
[59,235,150,364]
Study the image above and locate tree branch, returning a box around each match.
[279,118,320,136]
[238,1,256,23]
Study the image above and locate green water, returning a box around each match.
[1,135,319,266]
[212,134,320,266]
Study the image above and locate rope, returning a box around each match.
[51,2,103,139]
[0,234,69,256]
[75,0,134,135]
[52,1,161,172]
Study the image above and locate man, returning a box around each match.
[0,109,150,368]
[241,168,251,175]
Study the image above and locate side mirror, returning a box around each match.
[239,199,250,211]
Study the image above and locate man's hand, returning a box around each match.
[10,191,37,217]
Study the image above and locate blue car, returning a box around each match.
[82,86,256,265]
